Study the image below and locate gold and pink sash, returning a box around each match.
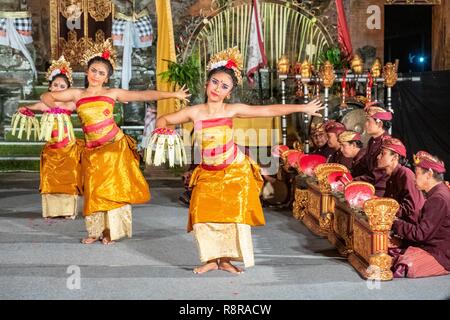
[76,96,123,148]
[194,117,238,171]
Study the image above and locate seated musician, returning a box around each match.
[390,151,450,278]
[323,120,353,168]
[377,137,425,223]
[337,130,366,172]
[352,104,392,196]
[310,122,334,158]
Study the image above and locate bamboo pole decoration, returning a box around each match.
[269,4,273,69]
[226,9,229,49]
[221,12,225,51]
[313,27,320,64]
[231,6,235,47]
[298,18,309,62]
[278,5,283,61]
[303,80,310,153]
[280,77,287,145]
[292,12,300,63]
[243,4,249,63]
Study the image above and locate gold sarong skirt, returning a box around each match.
[39,139,83,195]
[188,156,265,231]
[81,135,150,216]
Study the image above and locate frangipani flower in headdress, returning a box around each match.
[46,55,73,85]
[206,47,243,85]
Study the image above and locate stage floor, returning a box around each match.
[0,173,449,300]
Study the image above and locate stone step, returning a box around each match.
[0,142,44,157]
[0,159,40,171]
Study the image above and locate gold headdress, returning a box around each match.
[46,55,73,85]
[338,130,362,143]
[206,47,243,85]
[81,39,116,69]
[310,121,325,135]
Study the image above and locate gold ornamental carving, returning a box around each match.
[292,140,304,151]
[333,209,349,241]
[293,189,309,220]
[60,0,83,20]
[321,194,334,214]
[367,253,393,281]
[371,58,382,78]
[363,198,399,232]
[319,212,332,232]
[320,61,335,88]
[50,0,59,60]
[300,59,313,79]
[351,54,364,74]
[383,62,398,87]
[307,191,321,220]
[277,55,290,74]
[353,222,372,262]
[59,30,107,69]
[314,163,348,193]
[88,0,111,22]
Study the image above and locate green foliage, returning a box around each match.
[158,55,201,96]
[319,46,349,69]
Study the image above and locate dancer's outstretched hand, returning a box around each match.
[175,85,191,103]
[302,98,324,117]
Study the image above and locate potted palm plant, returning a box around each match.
[158,54,201,109]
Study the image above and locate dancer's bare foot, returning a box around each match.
[101,237,115,245]
[193,260,219,274]
[218,259,244,274]
[81,237,100,244]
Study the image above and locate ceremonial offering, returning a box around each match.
[39,108,74,142]
[144,127,187,167]
[10,108,40,141]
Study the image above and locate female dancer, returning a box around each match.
[41,40,190,244]
[155,48,323,274]
[19,56,82,219]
